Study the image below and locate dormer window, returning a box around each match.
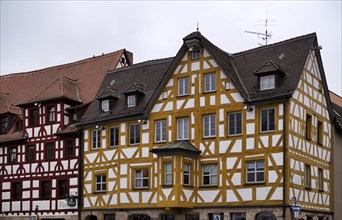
[101,99,109,112]
[128,95,136,108]
[260,75,275,90]
[192,49,201,59]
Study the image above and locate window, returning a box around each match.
[202,164,218,186]
[318,168,323,191]
[178,77,189,96]
[0,116,7,134]
[246,160,265,183]
[177,117,189,140]
[260,75,275,90]
[41,180,51,199]
[110,126,119,147]
[164,162,172,185]
[95,174,107,192]
[104,214,116,220]
[184,163,191,186]
[45,143,54,160]
[185,214,199,220]
[231,213,246,220]
[47,106,56,122]
[128,95,136,108]
[134,168,149,189]
[27,145,35,162]
[57,179,68,198]
[203,114,216,138]
[30,108,39,126]
[12,182,22,199]
[208,213,224,220]
[306,114,312,140]
[92,129,101,149]
[65,140,74,158]
[317,120,323,145]
[204,73,216,92]
[161,214,175,220]
[102,100,110,112]
[9,147,17,163]
[129,214,151,220]
[260,108,275,132]
[229,112,242,136]
[129,123,140,145]
[192,49,201,59]
[155,120,166,142]
[15,121,23,131]
[305,164,311,188]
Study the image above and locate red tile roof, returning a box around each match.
[0,49,131,108]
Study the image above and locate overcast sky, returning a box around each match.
[1,1,341,95]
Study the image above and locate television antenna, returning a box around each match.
[245,10,276,46]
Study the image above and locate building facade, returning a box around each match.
[80,32,333,220]
[0,50,132,220]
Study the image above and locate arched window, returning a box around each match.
[255,212,276,220]
[129,214,151,220]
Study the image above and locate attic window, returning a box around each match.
[128,95,136,108]
[192,49,201,60]
[101,99,109,112]
[260,75,275,90]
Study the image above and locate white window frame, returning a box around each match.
[246,160,265,184]
[178,77,189,96]
[228,112,242,136]
[92,129,101,150]
[203,114,216,138]
[101,100,109,112]
[204,73,216,92]
[47,106,56,122]
[184,163,191,186]
[129,123,140,145]
[260,108,275,132]
[202,164,218,186]
[127,95,136,108]
[95,174,106,192]
[177,117,189,140]
[134,168,149,189]
[260,75,275,90]
[10,147,17,162]
[164,162,172,185]
[192,49,201,59]
[155,120,166,142]
[109,126,119,147]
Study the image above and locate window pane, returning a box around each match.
[257,172,264,182]
[211,175,217,185]
[247,162,255,171]
[247,173,255,182]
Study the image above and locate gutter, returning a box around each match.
[77,125,83,220]
[283,100,287,219]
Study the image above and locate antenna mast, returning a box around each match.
[245,9,276,46]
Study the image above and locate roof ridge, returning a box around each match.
[0,49,127,78]
[232,32,316,57]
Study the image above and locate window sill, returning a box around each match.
[305,186,312,190]
[259,130,275,134]
[245,181,265,186]
[200,185,218,188]
[154,141,167,144]
[202,136,216,140]
[109,146,119,149]
[176,94,189,98]
[129,143,141,146]
[183,184,194,188]
[93,191,107,194]
[162,184,174,188]
[228,134,242,137]
[202,90,216,94]
[133,187,150,191]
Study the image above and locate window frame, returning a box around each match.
[192,49,201,60]
[0,116,8,134]
[203,114,216,138]
[317,120,323,145]
[183,163,191,186]
[127,95,136,108]
[92,129,101,150]
[202,164,218,186]
[101,99,110,112]
[45,142,54,160]
[178,77,189,96]
[204,73,216,93]
[26,145,35,162]
[177,117,190,140]
[9,146,17,163]
[164,162,172,186]
[64,139,75,158]
[246,160,265,184]
[305,164,311,189]
[46,105,56,123]
[29,108,39,126]
[57,179,68,198]
[155,119,167,143]
[228,112,242,136]
[260,74,275,90]
[95,173,107,193]
[318,168,324,191]
[12,182,22,200]
[133,168,149,189]
[306,114,312,140]
[260,108,275,133]
[129,123,141,145]
[40,180,51,199]
[109,126,119,147]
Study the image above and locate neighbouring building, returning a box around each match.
[329,91,342,220]
[0,49,133,220]
[79,32,333,220]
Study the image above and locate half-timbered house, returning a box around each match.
[0,49,132,220]
[81,32,333,220]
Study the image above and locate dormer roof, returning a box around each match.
[96,88,120,100]
[253,60,285,75]
[123,83,146,94]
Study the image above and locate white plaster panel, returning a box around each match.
[151,103,163,113]
[231,173,241,185]
[231,139,242,153]
[184,98,195,109]
[231,93,244,102]
[23,181,30,189]
[142,147,149,158]
[268,170,278,183]
[198,190,219,202]
[270,152,283,166]
[200,97,205,107]
[292,174,301,185]
[246,138,254,150]
[256,187,271,200]
[226,157,237,169]
[142,133,149,144]
[34,127,39,137]
[142,191,152,203]
[45,126,51,135]
[86,153,98,164]
[226,190,239,202]
[270,187,283,200]
[164,102,173,112]
[120,123,126,133]
[181,64,188,73]
[191,61,200,71]
[162,188,173,199]
[22,201,30,211]
[220,94,230,104]
[246,108,255,120]
[182,189,193,201]
[209,59,218,67]
[204,61,210,69]
[278,103,283,116]
[2,192,10,200]
[122,148,137,159]
[84,142,88,152]
[272,134,281,147]
[237,188,252,201]
[166,78,174,87]
[261,136,269,148]
[177,100,185,110]
[219,124,225,138]
[102,138,107,149]
[174,65,181,74]
[246,123,255,135]
[210,95,216,105]
[120,178,127,189]
[219,140,231,154]
[219,109,224,122]
[168,130,172,142]
[2,182,10,189]
[22,191,30,198]
[52,124,59,134]
[120,193,130,203]
[2,202,9,212]
[203,49,210,57]
[278,119,283,131]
